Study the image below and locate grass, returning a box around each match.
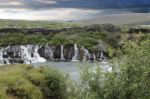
[0,19,81,29]
[0,64,68,99]
[0,65,43,99]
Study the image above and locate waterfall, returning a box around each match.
[68,47,72,60]
[93,53,96,61]
[0,49,10,64]
[20,45,33,64]
[49,47,54,60]
[32,45,46,63]
[82,46,90,61]
[0,49,4,64]
[60,45,64,60]
[0,44,106,64]
[85,49,90,60]
[20,45,46,64]
[45,45,54,60]
[72,44,79,61]
[100,52,104,60]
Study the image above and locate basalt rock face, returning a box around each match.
[0,44,108,64]
[0,24,121,36]
[84,24,121,33]
[129,28,150,34]
[63,44,74,60]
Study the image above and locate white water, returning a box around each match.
[60,45,65,60]
[93,53,96,61]
[49,47,54,60]
[20,45,46,64]
[32,46,46,63]
[45,44,54,60]
[0,44,106,64]
[100,52,104,60]
[81,46,90,61]
[0,49,4,64]
[0,49,10,64]
[72,44,79,61]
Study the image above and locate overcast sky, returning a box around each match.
[0,0,150,21]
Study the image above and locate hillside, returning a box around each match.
[0,19,81,29]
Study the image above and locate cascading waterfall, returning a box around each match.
[93,53,96,61]
[32,45,46,63]
[50,48,54,60]
[0,44,106,64]
[20,45,33,64]
[0,49,10,64]
[68,47,72,60]
[100,52,104,60]
[82,46,90,61]
[44,44,54,60]
[72,44,79,61]
[49,47,54,60]
[60,45,64,60]
[0,49,4,64]
[20,45,46,64]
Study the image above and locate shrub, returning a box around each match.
[73,37,150,99]
[40,68,68,99]
[0,65,69,99]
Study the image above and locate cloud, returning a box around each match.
[0,0,150,20]
[0,0,150,11]
[0,8,101,21]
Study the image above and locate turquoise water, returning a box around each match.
[32,61,111,82]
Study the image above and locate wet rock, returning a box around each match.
[6,46,21,58]
[63,44,74,60]
[53,46,61,59]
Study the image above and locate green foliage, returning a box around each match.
[40,68,68,99]
[0,30,108,52]
[0,36,149,99]
[0,65,69,99]
[112,39,150,99]
[0,21,123,52]
[0,19,80,29]
[73,37,150,99]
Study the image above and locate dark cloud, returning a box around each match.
[23,0,150,13]
[0,0,150,13]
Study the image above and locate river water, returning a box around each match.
[32,61,112,82]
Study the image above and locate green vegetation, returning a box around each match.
[0,20,150,99]
[0,21,122,53]
[0,19,81,29]
[0,31,108,52]
[0,65,69,99]
[75,36,150,99]
[0,34,149,99]
[0,33,48,46]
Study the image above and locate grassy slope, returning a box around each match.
[0,65,68,99]
[0,65,44,99]
[0,19,81,29]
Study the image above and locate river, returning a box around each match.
[32,61,112,82]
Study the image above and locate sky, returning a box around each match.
[0,0,150,21]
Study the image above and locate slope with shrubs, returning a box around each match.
[73,33,150,99]
[0,65,69,99]
[0,33,149,99]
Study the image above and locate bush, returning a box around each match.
[73,37,150,99]
[0,65,69,99]
[40,68,68,99]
